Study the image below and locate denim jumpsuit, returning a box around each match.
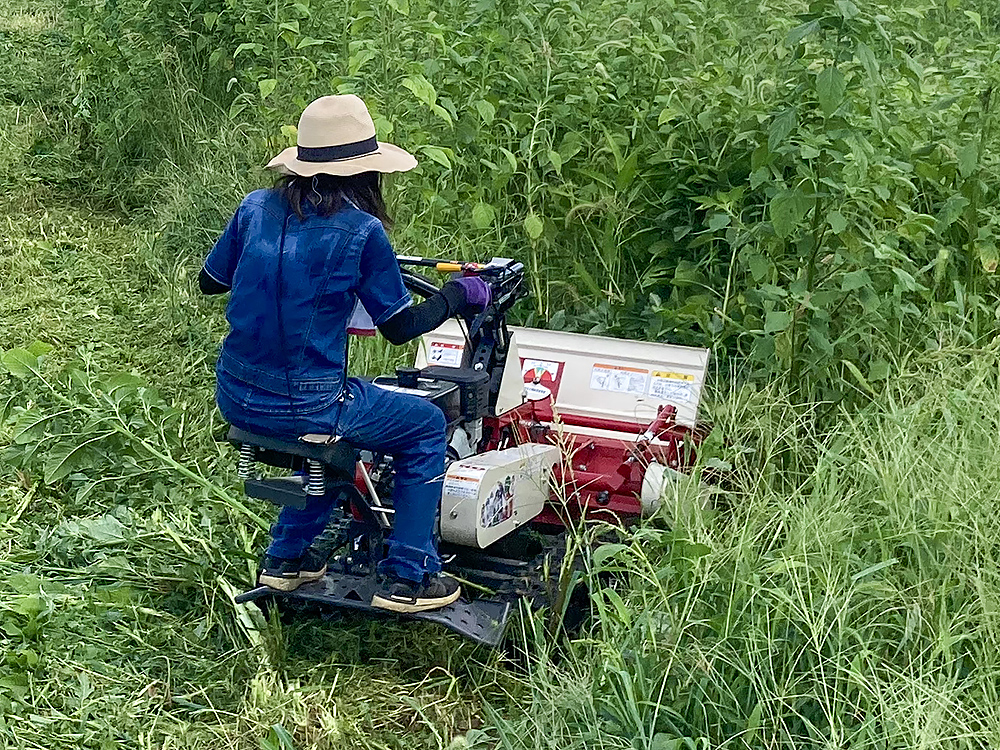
[204,188,446,583]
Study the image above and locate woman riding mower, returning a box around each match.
[199,95,490,613]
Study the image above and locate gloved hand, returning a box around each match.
[451,275,491,311]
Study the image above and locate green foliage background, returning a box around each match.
[4,0,1000,748]
[57,0,1000,399]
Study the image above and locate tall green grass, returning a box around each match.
[485,351,1000,748]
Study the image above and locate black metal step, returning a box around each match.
[244,476,309,508]
[234,571,511,648]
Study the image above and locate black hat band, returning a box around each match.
[297,136,378,162]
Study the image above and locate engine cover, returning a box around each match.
[440,444,559,548]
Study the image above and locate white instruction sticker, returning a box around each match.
[590,364,649,395]
[444,464,486,500]
[649,371,694,403]
[428,341,463,367]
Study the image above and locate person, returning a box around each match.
[199,95,490,613]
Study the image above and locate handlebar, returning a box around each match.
[397,254,528,341]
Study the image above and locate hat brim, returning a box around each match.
[266,142,417,177]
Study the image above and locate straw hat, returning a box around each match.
[266,95,417,177]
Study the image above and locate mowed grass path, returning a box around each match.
[0,4,511,749]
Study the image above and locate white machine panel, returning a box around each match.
[439,444,559,548]
[416,321,710,427]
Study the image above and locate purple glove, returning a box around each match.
[452,275,492,310]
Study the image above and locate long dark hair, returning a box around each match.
[276,171,393,228]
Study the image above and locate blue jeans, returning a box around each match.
[218,375,447,583]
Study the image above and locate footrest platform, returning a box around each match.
[235,571,511,648]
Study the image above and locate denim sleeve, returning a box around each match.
[356,224,412,326]
[203,208,241,288]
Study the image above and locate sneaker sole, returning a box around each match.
[371,585,462,614]
[258,565,327,592]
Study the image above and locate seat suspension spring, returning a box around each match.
[306,459,326,496]
[237,443,256,479]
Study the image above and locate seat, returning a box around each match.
[227,426,360,509]
[226,426,356,476]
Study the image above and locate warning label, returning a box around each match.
[521,358,563,401]
[428,341,463,367]
[444,464,486,500]
[590,363,649,395]
[649,371,694,403]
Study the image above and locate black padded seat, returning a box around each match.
[227,426,356,475]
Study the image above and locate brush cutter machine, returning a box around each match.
[231,257,710,646]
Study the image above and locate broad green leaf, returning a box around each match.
[769,188,809,238]
[808,326,834,355]
[616,151,639,191]
[816,67,846,116]
[657,107,678,126]
[828,210,848,234]
[474,99,495,125]
[418,145,452,169]
[978,241,998,273]
[257,79,277,100]
[708,212,731,231]
[2,349,39,378]
[44,441,101,485]
[750,167,770,189]
[523,213,544,241]
[233,42,261,58]
[856,42,881,84]
[869,359,890,381]
[841,269,871,291]
[767,108,796,152]
[387,0,409,14]
[558,132,584,162]
[430,103,454,127]
[747,253,769,282]
[957,143,978,179]
[471,202,496,229]
[279,124,298,145]
[498,147,517,172]
[591,543,629,569]
[964,10,982,29]
[892,267,927,293]
[547,149,562,174]
[202,12,218,29]
[75,513,127,543]
[764,310,793,334]
[27,341,54,357]
[296,37,327,49]
[650,735,686,750]
[785,19,819,46]
[836,0,860,18]
[744,702,763,744]
[935,194,970,233]
[401,74,437,107]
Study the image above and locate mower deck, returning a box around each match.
[235,570,511,648]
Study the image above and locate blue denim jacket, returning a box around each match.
[204,188,410,416]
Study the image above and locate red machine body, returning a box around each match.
[484,398,702,525]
